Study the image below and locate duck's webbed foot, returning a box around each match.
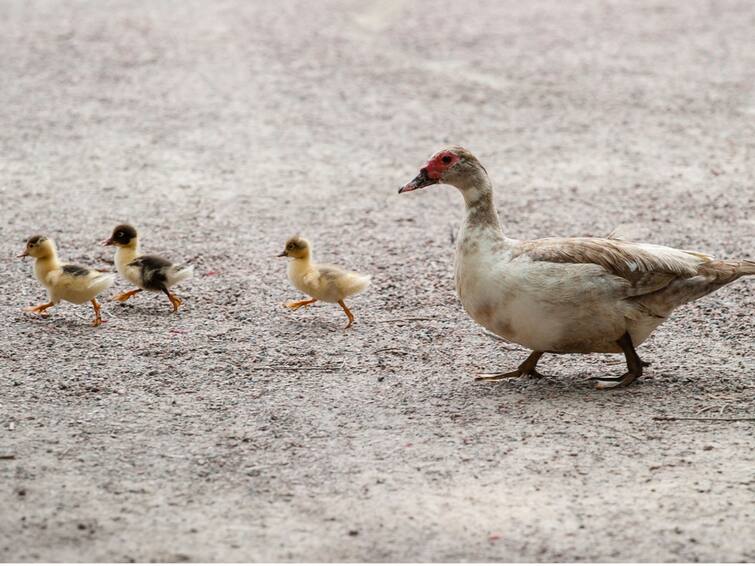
[114,288,142,302]
[337,300,355,329]
[593,332,644,389]
[285,298,317,311]
[90,298,104,327]
[159,287,183,312]
[24,301,55,316]
[476,351,544,382]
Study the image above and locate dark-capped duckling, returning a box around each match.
[103,224,193,313]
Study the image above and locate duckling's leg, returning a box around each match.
[161,287,183,313]
[90,298,104,327]
[476,351,544,382]
[23,301,55,316]
[285,298,317,311]
[338,300,355,329]
[114,288,142,302]
[593,332,643,389]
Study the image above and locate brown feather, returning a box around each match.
[512,237,709,283]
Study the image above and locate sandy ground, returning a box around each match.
[1,0,754,562]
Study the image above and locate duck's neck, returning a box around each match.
[459,172,504,241]
[34,250,61,282]
[288,254,312,277]
[115,241,140,269]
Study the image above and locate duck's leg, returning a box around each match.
[593,332,643,389]
[338,300,355,329]
[90,298,104,327]
[476,351,544,382]
[161,287,183,313]
[114,288,142,302]
[285,298,317,311]
[23,301,55,316]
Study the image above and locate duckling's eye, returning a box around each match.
[117,232,124,238]
[442,155,453,165]
[287,243,294,250]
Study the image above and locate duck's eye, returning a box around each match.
[117,232,123,238]
[441,155,453,164]
[287,244,294,249]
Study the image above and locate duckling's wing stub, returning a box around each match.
[61,264,91,277]
[129,255,172,290]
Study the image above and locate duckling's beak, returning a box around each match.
[17,250,28,258]
[101,237,114,246]
[277,250,288,257]
[398,167,439,194]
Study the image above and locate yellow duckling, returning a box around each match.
[19,235,115,327]
[278,236,370,328]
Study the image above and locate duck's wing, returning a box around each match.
[317,264,371,296]
[54,264,116,293]
[301,263,343,288]
[513,237,706,288]
[128,254,172,290]
[317,264,348,280]
[61,264,92,277]
[512,237,750,314]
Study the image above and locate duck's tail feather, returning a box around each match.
[89,272,117,294]
[637,257,754,316]
[166,264,194,287]
[736,259,755,276]
[345,273,371,297]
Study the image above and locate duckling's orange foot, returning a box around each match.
[337,300,355,330]
[90,299,104,327]
[23,303,53,316]
[114,289,142,302]
[285,298,317,311]
[168,295,183,313]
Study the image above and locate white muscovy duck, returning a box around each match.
[399,146,754,388]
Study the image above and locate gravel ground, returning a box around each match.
[1,0,754,562]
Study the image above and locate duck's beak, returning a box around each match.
[277,250,288,257]
[17,250,28,258]
[101,237,114,246]
[398,168,439,194]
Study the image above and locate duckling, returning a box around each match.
[278,236,370,328]
[19,235,115,326]
[102,224,194,313]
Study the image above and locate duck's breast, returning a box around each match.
[456,240,633,353]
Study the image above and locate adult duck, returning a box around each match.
[399,146,754,388]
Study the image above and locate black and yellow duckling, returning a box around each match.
[19,235,115,326]
[102,224,194,313]
[278,236,370,328]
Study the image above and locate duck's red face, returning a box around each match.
[399,150,461,193]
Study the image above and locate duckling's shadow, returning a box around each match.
[17,312,101,333]
[106,302,179,318]
[287,317,352,334]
